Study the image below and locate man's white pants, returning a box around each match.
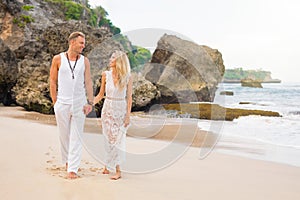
[54,101,85,173]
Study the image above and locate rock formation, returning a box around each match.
[219,91,234,96]
[0,1,224,114]
[142,34,225,104]
[241,78,263,88]
[0,38,18,105]
[163,103,281,121]
[0,0,158,113]
[131,72,159,110]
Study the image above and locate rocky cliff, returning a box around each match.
[0,0,225,114]
[142,34,225,103]
[1,0,125,113]
[0,38,18,105]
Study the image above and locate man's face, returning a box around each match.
[71,36,85,54]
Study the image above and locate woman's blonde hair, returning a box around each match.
[112,50,131,90]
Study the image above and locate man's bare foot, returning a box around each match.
[102,168,110,174]
[67,172,79,179]
[110,172,121,180]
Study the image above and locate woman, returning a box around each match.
[94,50,132,180]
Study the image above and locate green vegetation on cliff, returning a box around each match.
[13,5,35,27]
[44,0,120,33]
[44,0,151,71]
[114,34,151,71]
[223,68,271,81]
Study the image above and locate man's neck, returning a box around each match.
[66,50,79,60]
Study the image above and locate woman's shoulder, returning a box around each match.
[102,70,111,77]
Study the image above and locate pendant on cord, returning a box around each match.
[66,52,79,79]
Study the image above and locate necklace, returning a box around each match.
[66,52,79,79]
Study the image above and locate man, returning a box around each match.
[50,31,93,179]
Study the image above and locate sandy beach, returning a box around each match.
[1,106,300,200]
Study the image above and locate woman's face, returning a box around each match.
[109,53,117,68]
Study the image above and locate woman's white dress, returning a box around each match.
[101,70,128,170]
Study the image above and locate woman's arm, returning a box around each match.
[93,71,106,105]
[124,76,133,127]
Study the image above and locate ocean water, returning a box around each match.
[197,82,300,167]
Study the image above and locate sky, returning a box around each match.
[89,0,300,82]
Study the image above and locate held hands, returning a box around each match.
[83,104,93,115]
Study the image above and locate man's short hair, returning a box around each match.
[68,32,85,43]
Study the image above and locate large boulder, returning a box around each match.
[142,34,225,103]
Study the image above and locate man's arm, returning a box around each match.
[84,57,94,104]
[49,55,60,105]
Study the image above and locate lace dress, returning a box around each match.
[101,70,128,170]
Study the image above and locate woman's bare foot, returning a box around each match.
[110,166,121,180]
[110,171,121,180]
[102,168,110,174]
[67,172,79,179]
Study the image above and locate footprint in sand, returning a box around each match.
[45,147,103,179]
[46,165,68,178]
[45,146,67,178]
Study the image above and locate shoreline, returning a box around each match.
[1,106,218,148]
[1,106,300,199]
[2,106,300,167]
